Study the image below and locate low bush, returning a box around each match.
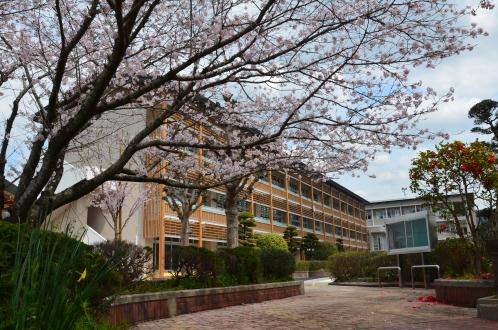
[94,240,153,285]
[218,246,262,284]
[256,233,288,251]
[260,249,295,280]
[432,238,488,277]
[328,251,396,282]
[171,246,224,285]
[295,261,310,271]
[312,241,338,260]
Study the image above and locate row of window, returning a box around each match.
[260,175,365,219]
[367,204,429,220]
[201,191,366,241]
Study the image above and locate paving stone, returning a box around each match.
[134,284,498,329]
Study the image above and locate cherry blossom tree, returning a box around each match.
[164,186,205,246]
[0,0,493,224]
[90,180,147,241]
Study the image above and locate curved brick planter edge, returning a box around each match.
[107,280,304,326]
[434,279,495,308]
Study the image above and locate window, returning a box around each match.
[335,226,342,236]
[315,221,322,232]
[303,217,313,229]
[289,178,299,194]
[313,189,321,203]
[371,233,384,251]
[387,218,428,250]
[373,209,386,219]
[341,202,347,213]
[366,210,372,220]
[237,200,249,212]
[273,209,286,224]
[290,213,300,227]
[347,204,354,216]
[323,194,331,206]
[301,184,311,199]
[203,190,225,209]
[255,204,270,219]
[325,223,332,234]
[360,210,365,220]
[258,172,269,183]
[402,205,417,215]
[387,207,401,218]
[333,198,340,210]
[272,174,285,189]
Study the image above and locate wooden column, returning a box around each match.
[197,126,203,248]
[158,187,165,278]
[298,176,303,235]
[250,190,254,215]
[321,183,326,240]
[310,181,315,233]
[268,170,273,233]
[285,174,290,225]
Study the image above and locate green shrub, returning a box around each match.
[260,249,295,280]
[295,261,310,271]
[308,260,328,271]
[256,233,288,250]
[433,238,484,277]
[94,240,152,285]
[172,246,224,284]
[218,247,262,284]
[328,251,395,282]
[312,241,338,260]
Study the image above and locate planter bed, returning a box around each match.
[434,279,495,308]
[107,280,304,326]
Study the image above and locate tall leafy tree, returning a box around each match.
[409,141,498,246]
[469,99,498,150]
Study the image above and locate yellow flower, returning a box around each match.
[77,268,87,283]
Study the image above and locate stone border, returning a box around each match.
[477,295,498,321]
[107,280,304,326]
[434,279,495,308]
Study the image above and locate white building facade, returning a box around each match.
[366,195,471,254]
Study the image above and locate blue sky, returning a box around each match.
[336,5,498,202]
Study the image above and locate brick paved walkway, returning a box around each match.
[135,283,498,329]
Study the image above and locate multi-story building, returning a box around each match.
[41,107,369,276]
[366,195,471,253]
[144,171,369,273]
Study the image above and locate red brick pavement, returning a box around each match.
[135,284,498,330]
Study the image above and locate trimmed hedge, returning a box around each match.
[260,249,295,280]
[328,251,396,282]
[218,246,263,284]
[295,260,328,272]
[312,241,338,260]
[172,246,225,285]
[256,233,288,251]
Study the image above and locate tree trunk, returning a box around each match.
[117,208,123,241]
[180,214,190,246]
[114,216,120,241]
[224,185,239,248]
[225,202,239,248]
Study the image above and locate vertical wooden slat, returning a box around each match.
[268,170,273,233]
